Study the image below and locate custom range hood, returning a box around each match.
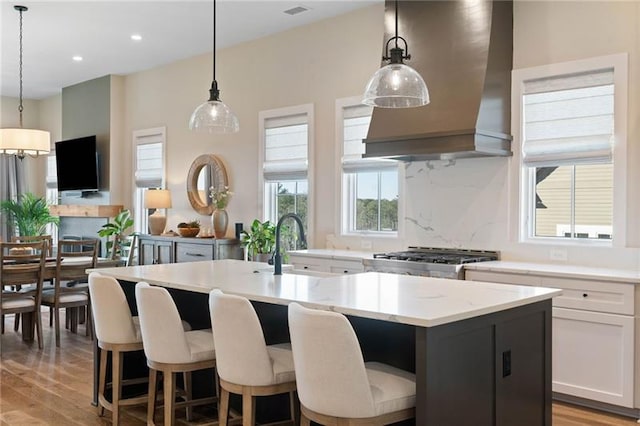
[363,0,513,161]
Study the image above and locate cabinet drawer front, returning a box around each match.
[176,242,213,263]
[329,260,364,274]
[465,270,542,286]
[542,277,634,315]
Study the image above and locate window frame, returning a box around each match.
[132,126,167,235]
[258,104,314,248]
[510,53,628,247]
[335,96,403,238]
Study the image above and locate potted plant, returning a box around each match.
[0,192,59,236]
[98,209,134,260]
[240,219,276,262]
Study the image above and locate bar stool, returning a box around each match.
[287,302,416,425]
[209,289,298,426]
[89,272,149,425]
[136,282,217,426]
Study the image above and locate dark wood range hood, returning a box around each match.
[363,0,513,161]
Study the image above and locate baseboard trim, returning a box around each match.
[553,392,640,420]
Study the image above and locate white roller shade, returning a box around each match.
[264,113,308,181]
[46,154,57,188]
[522,69,614,167]
[342,105,396,173]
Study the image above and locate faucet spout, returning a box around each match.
[273,213,306,275]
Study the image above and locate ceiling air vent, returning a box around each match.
[284,6,309,16]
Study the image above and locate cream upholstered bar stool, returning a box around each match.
[88,272,149,425]
[136,282,217,426]
[209,289,298,426]
[288,302,417,425]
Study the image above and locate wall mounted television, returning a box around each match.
[55,135,100,192]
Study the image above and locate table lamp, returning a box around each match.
[145,189,172,235]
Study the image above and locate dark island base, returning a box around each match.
[94,280,551,426]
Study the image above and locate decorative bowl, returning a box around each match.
[177,227,200,238]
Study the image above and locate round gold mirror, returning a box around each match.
[187,154,229,215]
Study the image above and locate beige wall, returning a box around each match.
[122,4,384,238]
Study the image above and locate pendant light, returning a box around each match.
[363,0,430,108]
[0,5,50,159]
[189,0,239,133]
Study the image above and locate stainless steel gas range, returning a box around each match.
[362,247,499,280]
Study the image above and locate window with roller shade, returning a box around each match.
[516,54,628,243]
[45,153,59,243]
[133,127,166,235]
[338,99,399,234]
[259,105,313,250]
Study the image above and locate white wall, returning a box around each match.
[121,4,384,237]
[21,1,640,270]
[402,1,640,269]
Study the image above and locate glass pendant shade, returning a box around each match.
[363,63,430,108]
[0,128,50,157]
[189,99,239,133]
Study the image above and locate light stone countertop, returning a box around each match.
[90,259,560,328]
[464,260,640,284]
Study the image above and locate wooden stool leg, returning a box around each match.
[300,413,311,426]
[54,307,61,348]
[147,368,158,424]
[14,313,20,331]
[34,308,42,350]
[242,387,255,426]
[184,372,193,421]
[112,349,122,425]
[164,371,176,426]
[219,387,229,426]
[289,391,299,425]
[98,348,107,417]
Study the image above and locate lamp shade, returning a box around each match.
[144,189,172,209]
[0,128,50,156]
[189,100,239,133]
[363,63,430,108]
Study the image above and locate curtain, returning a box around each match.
[0,155,26,241]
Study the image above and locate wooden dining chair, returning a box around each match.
[10,235,53,331]
[0,241,47,349]
[41,238,98,347]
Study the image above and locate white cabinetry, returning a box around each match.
[466,269,636,409]
[288,251,367,275]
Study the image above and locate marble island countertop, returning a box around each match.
[91,259,560,328]
[464,260,640,284]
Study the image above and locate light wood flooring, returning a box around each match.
[0,310,638,425]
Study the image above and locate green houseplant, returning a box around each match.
[240,219,276,262]
[0,192,59,236]
[98,209,134,260]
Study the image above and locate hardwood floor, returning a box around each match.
[1,310,638,425]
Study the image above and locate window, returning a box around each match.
[259,105,313,250]
[513,54,627,245]
[133,127,166,235]
[337,98,399,235]
[45,153,59,243]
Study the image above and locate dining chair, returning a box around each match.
[41,238,98,347]
[136,282,217,425]
[209,289,298,426]
[287,302,416,425]
[0,241,47,349]
[10,235,53,331]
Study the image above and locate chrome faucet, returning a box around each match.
[273,213,306,275]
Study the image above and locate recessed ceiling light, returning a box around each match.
[284,6,309,16]
[72,56,83,62]
[131,34,142,41]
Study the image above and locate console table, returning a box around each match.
[137,234,242,265]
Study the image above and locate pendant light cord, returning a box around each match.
[18,5,24,128]
[394,0,399,50]
[212,0,216,82]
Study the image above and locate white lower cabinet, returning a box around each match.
[466,269,637,410]
[553,307,634,407]
[288,254,364,274]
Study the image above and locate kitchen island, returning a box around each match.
[92,259,561,425]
